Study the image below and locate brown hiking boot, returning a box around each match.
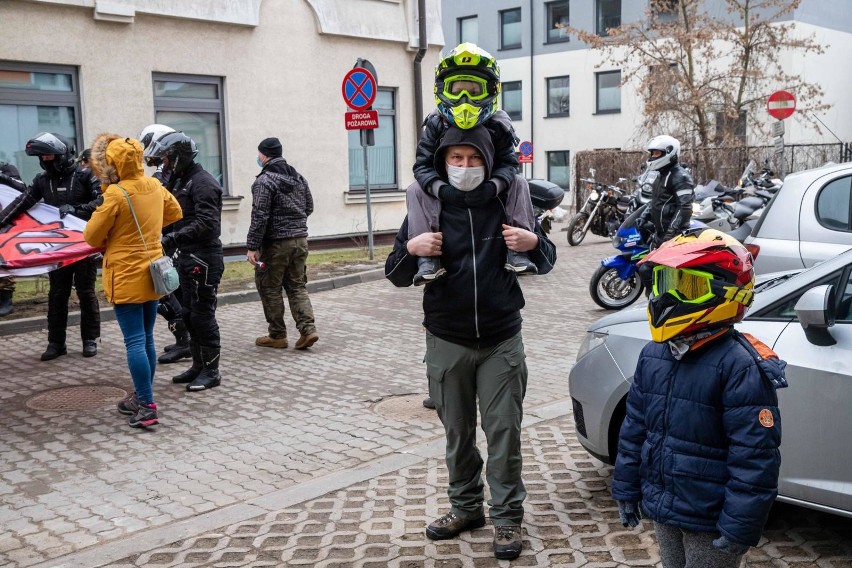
[256,336,288,348]
[493,525,523,560]
[425,512,485,540]
[294,332,319,350]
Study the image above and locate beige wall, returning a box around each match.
[0,0,443,244]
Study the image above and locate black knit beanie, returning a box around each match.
[258,137,283,158]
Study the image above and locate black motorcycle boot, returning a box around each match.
[41,342,67,361]
[82,339,98,358]
[172,342,202,383]
[159,320,191,364]
[0,290,13,317]
[187,346,221,392]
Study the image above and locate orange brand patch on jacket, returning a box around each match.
[758,409,774,428]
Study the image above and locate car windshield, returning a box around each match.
[754,272,798,293]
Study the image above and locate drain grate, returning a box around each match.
[27,385,128,412]
[372,394,439,422]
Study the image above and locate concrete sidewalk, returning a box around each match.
[2,229,850,567]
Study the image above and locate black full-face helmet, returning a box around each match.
[147,131,198,178]
[25,132,75,174]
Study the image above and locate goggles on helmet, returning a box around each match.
[652,266,716,304]
[441,75,492,102]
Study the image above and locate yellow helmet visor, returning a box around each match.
[653,266,716,304]
[442,75,491,102]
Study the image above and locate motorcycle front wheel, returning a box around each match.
[567,213,589,246]
[589,265,644,310]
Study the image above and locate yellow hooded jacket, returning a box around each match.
[84,134,183,304]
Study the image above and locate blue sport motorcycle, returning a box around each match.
[589,207,705,310]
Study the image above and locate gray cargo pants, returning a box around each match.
[425,330,528,526]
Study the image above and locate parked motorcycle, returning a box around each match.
[589,207,706,310]
[567,170,629,246]
[528,178,566,235]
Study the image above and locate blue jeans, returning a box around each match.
[114,300,159,404]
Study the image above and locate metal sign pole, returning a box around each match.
[362,138,374,260]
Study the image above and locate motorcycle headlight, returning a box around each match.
[692,202,702,215]
[589,190,599,201]
[612,233,622,247]
[576,331,608,361]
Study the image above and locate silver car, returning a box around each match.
[746,162,852,273]
[569,248,852,518]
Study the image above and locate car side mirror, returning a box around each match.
[795,284,836,346]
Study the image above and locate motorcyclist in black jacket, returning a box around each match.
[0,132,102,360]
[636,135,695,295]
[149,131,224,392]
[636,135,694,247]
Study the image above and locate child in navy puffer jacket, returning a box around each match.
[612,229,787,568]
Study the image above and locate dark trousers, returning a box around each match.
[178,249,224,349]
[47,257,100,344]
[255,237,316,339]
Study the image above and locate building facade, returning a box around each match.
[441,0,852,189]
[0,0,444,245]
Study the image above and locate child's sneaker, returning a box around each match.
[414,256,447,286]
[505,251,538,275]
[128,402,159,429]
[117,391,139,416]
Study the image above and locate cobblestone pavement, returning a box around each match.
[1,226,850,567]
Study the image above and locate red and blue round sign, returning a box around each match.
[342,68,377,112]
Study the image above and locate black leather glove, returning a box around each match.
[464,181,498,208]
[438,184,467,207]
[58,204,76,219]
[161,234,178,256]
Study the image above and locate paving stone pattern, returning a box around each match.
[1,229,850,567]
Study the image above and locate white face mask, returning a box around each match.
[446,164,485,192]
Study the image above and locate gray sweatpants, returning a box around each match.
[425,331,528,526]
[654,522,745,568]
[406,174,536,238]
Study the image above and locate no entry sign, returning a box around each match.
[767,90,796,120]
[342,68,377,112]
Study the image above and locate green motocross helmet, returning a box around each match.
[435,43,501,130]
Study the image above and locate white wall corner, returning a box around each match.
[405,0,445,50]
[94,0,135,23]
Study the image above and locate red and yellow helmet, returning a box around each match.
[639,229,755,343]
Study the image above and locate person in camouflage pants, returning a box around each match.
[245,137,318,351]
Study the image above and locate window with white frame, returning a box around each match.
[459,16,478,44]
[546,1,570,43]
[500,8,522,50]
[153,73,228,193]
[502,81,522,121]
[546,76,570,117]
[0,62,81,184]
[547,151,570,189]
[595,70,621,114]
[348,88,397,191]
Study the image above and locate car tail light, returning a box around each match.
[745,243,760,260]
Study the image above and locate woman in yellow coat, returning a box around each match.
[84,134,183,428]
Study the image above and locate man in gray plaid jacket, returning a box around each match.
[245,137,319,351]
